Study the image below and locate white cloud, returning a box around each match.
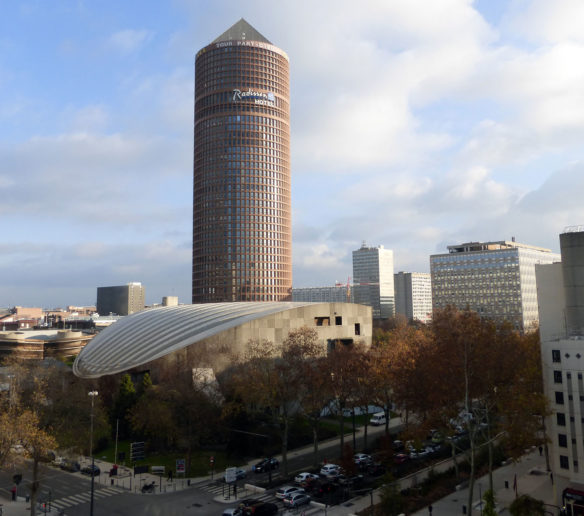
[107,29,153,55]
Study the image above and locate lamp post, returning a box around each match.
[88,391,98,516]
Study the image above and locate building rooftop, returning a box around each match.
[444,240,552,254]
[212,18,271,44]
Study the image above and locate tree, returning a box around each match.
[233,328,322,475]
[18,410,57,516]
[508,494,545,516]
[322,342,362,458]
[111,373,137,440]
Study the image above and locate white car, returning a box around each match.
[319,464,340,477]
[276,485,305,499]
[294,472,319,484]
[354,453,372,465]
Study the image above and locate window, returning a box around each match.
[560,455,569,469]
[355,323,361,336]
[556,392,564,404]
[314,317,330,327]
[552,350,561,363]
[557,413,566,426]
[579,373,583,380]
[559,434,568,447]
[568,373,572,379]
[554,371,563,383]
[335,316,342,326]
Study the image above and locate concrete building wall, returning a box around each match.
[126,303,372,380]
[538,228,584,493]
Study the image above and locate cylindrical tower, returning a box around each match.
[560,227,584,336]
[193,19,292,303]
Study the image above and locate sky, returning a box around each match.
[1,0,584,308]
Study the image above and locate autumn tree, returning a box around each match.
[233,327,322,475]
[297,355,332,466]
[321,342,363,458]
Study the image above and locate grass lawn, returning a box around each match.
[95,440,237,477]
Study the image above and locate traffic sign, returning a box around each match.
[176,459,185,474]
[130,441,145,461]
[225,467,237,483]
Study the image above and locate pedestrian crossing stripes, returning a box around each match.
[49,486,123,509]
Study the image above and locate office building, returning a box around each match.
[193,19,292,302]
[430,240,559,331]
[352,243,395,319]
[394,272,432,323]
[96,282,145,316]
[538,227,584,498]
[292,284,353,304]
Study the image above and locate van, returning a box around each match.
[370,412,386,426]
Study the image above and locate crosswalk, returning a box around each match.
[47,486,123,510]
[197,482,322,515]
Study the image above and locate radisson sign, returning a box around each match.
[232,89,275,106]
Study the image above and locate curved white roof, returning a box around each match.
[73,302,315,378]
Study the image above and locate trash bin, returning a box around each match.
[187,479,191,486]
[462,505,466,514]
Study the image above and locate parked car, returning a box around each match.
[354,453,372,466]
[275,485,304,500]
[253,457,279,473]
[294,472,319,484]
[337,473,364,487]
[370,412,386,426]
[81,464,100,477]
[242,502,278,515]
[222,509,242,516]
[282,492,311,508]
[393,453,409,465]
[314,481,339,498]
[367,463,387,476]
[223,468,246,482]
[319,464,340,477]
[60,459,81,472]
[392,440,405,452]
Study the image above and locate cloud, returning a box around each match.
[107,29,153,55]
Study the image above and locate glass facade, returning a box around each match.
[193,22,292,302]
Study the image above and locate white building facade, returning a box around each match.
[538,228,584,505]
[431,240,560,331]
[352,243,394,319]
[394,272,432,324]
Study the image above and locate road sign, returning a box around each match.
[210,456,215,465]
[176,459,185,474]
[225,467,237,484]
[130,441,145,461]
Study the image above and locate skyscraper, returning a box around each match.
[352,243,395,319]
[193,19,292,303]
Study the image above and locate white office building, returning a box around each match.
[394,272,432,324]
[538,227,584,505]
[431,240,560,331]
[352,243,394,319]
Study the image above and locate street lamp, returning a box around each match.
[88,391,98,516]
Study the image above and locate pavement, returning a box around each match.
[0,419,561,515]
